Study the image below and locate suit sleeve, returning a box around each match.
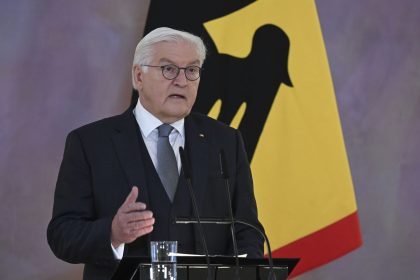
[232,130,265,258]
[47,130,116,265]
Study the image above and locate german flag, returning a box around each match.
[144,0,362,277]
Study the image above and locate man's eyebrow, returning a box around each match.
[158,58,201,66]
[158,58,174,64]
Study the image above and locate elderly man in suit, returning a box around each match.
[47,27,264,280]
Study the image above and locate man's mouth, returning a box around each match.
[168,94,186,99]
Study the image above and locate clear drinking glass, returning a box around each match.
[150,241,177,280]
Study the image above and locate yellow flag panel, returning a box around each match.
[205,0,358,251]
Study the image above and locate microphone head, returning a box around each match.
[179,147,192,179]
[219,149,230,179]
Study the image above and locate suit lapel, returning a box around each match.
[111,109,150,207]
[185,114,212,254]
[185,114,209,215]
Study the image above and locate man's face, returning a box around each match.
[134,40,201,123]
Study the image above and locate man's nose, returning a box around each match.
[173,69,188,86]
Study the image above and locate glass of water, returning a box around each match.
[150,241,177,280]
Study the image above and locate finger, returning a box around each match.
[126,202,147,212]
[130,217,155,230]
[132,225,154,239]
[126,210,154,222]
[123,186,139,206]
[125,225,153,242]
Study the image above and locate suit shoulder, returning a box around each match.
[68,111,130,138]
[189,112,236,133]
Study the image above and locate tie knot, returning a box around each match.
[158,124,173,137]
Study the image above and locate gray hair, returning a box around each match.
[132,27,207,88]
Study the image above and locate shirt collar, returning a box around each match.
[133,99,185,138]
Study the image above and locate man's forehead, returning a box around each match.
[152,41,200,64]
[158,57,200,66]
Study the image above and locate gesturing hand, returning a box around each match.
[111,186,154,248]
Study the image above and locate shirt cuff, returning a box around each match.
[111,243,125,260]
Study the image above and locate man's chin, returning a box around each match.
[161,109,191,123]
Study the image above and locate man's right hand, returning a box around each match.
[111,186,154,248]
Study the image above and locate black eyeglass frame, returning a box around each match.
[141,64,202,81]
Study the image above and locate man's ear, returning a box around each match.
[133,65,143,90]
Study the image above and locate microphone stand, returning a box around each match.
[219,150,240,280]
[178,148,214,280]
[175,218,276,280]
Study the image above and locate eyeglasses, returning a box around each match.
[141,64,202,81]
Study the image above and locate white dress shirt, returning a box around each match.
[112,99,185,259]
[134,99,185,173]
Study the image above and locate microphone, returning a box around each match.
[177,149,276,280]
[178,147,214,280]
[175,218,277,280]
[177,148,276,279]
[219,149,275,280]
[219,149,240,280]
